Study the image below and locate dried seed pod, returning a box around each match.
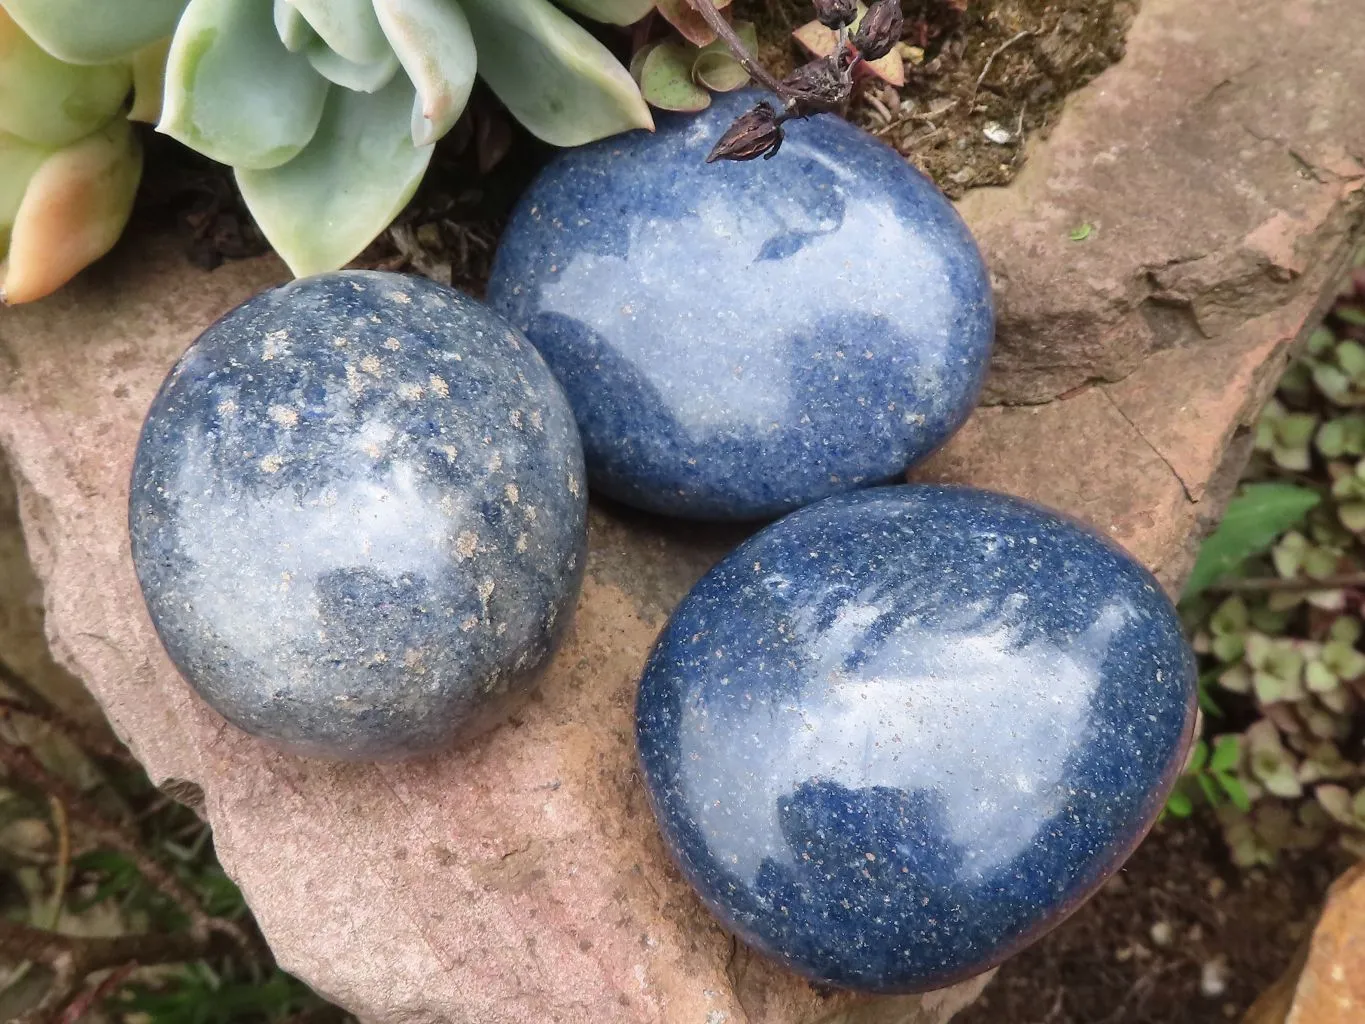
[851,0,904,61]
[780,56,852,116]
[813,0,857,30]
[707,102,785,163]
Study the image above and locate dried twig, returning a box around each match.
[0,739,257,958]
[45,795,70,929]
[0,918,231,1024]
[56,962,138,1024]
[971,29,1032,103]
[1207,573,1365,594]
[0,693,134,765]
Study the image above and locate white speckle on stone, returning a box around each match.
[478,579,495,602]
[567,475,580,497]
[384,336,401,350]
[510,409,524,428]
[505,483,520,504]
[398,382,424,401]
[217,399,237,416]
[516,533,529,553]
[524,506,538,523]
[259,454,283,474]
[360,354,382,376]
[488,452,504,472]
[389,291,412,304]
[460,615,478,632]
[262,330,288,360]
[269,405,299,427]
[529,409,543,430]
[333,335,348,346]
[429,375,450,398]
[346,364,366,396]
[440,445,459,463]
[455,531,479,559]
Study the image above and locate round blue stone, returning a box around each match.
[487,89,994,522]
[636,485,1196,992]
[129,271,588,761]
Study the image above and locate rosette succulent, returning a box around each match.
[2,0,657,280]
[0,9,161,303]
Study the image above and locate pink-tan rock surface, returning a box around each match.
[1243,863,1365,1024]
[0,0,1362,1021]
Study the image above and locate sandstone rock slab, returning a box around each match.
[0,0,1363,1020]
[1243,863,1365,1024]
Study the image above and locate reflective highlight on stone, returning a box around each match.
[636,485,1197,991]
[488,90,994,521]
[129,271,587,761]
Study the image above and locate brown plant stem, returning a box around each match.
[1208,573,1365,594]
[0,738,258,958]
[0,918,227,1024]
[57,962,138,1024]
[0,686,135,765]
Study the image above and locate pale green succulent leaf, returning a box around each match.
[307,41,400,93]
[461,0,653,148]
[1,118,142,304]
[273,0,314,51]
[0,132,50,245]
[0,13,132,148]
[236,75,432,277]
[553,0,658,25]
[373,0,477,147]
[160,0,329,171]
[0,0,187,64]
[128,38,173,123]
[287,0,389,65]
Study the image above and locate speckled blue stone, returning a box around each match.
[636,485,1197,992]
[129,271,588,762]
[487,89,994,522]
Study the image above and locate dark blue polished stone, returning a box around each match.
[487,89,994,522]
[129,271,587,761]
[636,485,1197,992]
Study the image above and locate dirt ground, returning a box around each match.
[955,818,1347,1024]
[746,0,1135,195]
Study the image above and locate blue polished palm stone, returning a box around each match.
[487,89,994,522]
[129,271,588,761]
[636,485,1197,992]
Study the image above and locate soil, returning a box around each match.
[954,817,1348,1024]
[745,0,1135,197]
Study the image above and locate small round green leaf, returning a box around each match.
[1166,789,1194,818]
[639,42,710,113]
[692,21,756,93]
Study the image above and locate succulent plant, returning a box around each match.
[3,0,657,279]
[0,9,162,303]
[630,19,757,112]
[1176,252,1365,866]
